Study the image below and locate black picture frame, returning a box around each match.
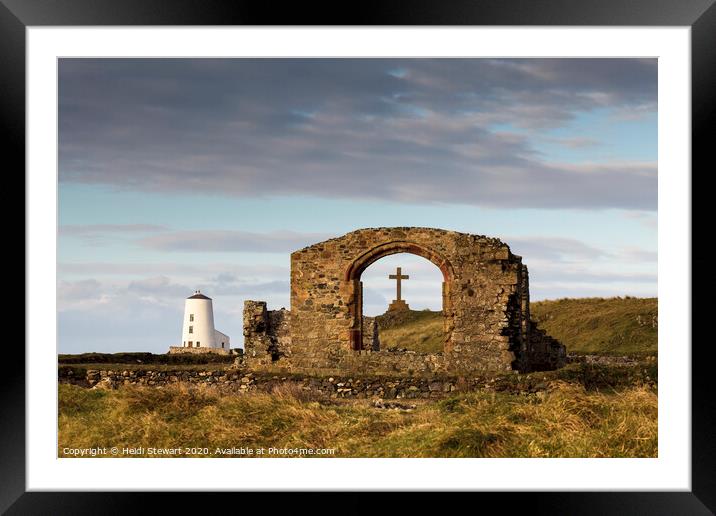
[6,0,714,513]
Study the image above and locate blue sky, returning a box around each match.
[58,58,657,353]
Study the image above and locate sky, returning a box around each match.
[58,58,657,354]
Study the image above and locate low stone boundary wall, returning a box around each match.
[58,367,518,399]
[167,347,233,355]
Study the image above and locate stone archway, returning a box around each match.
[244,227,566,376]
[287,227,532,374]
[344,241,455,352]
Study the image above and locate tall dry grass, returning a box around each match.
[58,379,657,458]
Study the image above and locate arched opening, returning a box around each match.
[361,253,445,352]
[345,241,455,353]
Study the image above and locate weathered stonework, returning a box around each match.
[58,367,551,398]
[362,316,380,351]
[243,302,291,366]
[244,227,566,377]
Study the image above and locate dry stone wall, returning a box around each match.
[167,346,232,356]
[60,365,591,398]
[59,367,507,399]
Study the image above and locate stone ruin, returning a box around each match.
[243,227,565,377]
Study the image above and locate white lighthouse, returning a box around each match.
[180,291,230,350]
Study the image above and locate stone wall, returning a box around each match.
[243,227,566,377]
[243,301,291,366]
[525,322,566,372]
[289,227,531,375]
[241,308,547,378]
[58,367,509,399]
[167,346,232,356]
[362,316,380,351]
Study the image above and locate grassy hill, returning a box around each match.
[375,309,445,353]
[530,297,657,356]
[374,297,658,356]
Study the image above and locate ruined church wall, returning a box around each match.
[362,316,380,351]
[244,227,565,376]
[243,301,292,366]
[290,227,528,374]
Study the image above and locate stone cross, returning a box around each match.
[388,267,409,301]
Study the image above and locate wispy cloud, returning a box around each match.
[622,210,658,230]
[544,136,602,149]
[61,224,168,234]
[58,261,288,278]
[60,224,168,245]
[138,230,337,253]
[506,236,609,262]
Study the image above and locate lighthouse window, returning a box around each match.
[196,342,200,347]
[189,314,194,322]
[189,326,193,334]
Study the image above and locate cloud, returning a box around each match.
[59,58,657,211]
[60,224,168,234]
[530,269,657,284]
[211,280,290,296]
[58,261,288,278]
[58,279,104,306]
[622,210,658,230]
[619,247,658,262]
[127,276,191,298]
[545,136,601,149]
[506,236,609,262]
[212,272,238,284]
[60,224,168,245]
[138,230,337,253]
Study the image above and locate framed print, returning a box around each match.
[7,0,715,513]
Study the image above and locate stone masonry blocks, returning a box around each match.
[244,227,565,376]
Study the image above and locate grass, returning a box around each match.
[375,309,445,353]
[58,367,657,458]
[530,297,657,356]
[58,297,659,458]
[372,297,658,356]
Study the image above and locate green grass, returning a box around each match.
[372,297,657,357]
[530,297,657,356]
[375,309,445,353]
[58,372,657,458]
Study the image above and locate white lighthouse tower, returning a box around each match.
[180,291,230,350]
